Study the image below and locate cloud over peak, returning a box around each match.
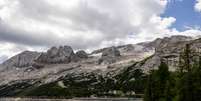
[0,0,200,63]
[0,0,168,47]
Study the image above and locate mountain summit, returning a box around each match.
[0,35,199,97]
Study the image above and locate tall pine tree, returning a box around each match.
[144,61,170,101]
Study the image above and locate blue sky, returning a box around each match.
[162,0,201,31]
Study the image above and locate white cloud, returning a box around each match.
[195,0,201,12]
[0,0,200,62]
[0,1,167,45]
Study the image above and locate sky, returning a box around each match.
[0,0,201,63]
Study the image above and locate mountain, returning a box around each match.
[2,51,40,70]
[0,35,198,97]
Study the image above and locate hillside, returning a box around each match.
[0,35,199,97]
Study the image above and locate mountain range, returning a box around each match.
[0,35,200,97]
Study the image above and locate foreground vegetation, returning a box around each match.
[23,66,147,98]
[144,44,201,101]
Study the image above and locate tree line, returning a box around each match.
[144,44,201,101]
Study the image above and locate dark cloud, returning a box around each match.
[0,21,56,46]
[0,20,104,50]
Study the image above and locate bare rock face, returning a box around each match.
[98,46,121,64]
[117,44,135,52]
[76,50,88,59]
[2,51,40,69]
[136,35,194,72]
[36,46,76,64]
[102,46,121,57]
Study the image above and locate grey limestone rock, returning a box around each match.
[98,46,121,64]
[2,51,40,69]
[36,46,76,64]
[76,50,88,59]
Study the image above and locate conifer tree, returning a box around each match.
[144,71,153,101]
[144,61,170,101]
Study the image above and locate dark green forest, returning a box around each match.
[144,44,201,101]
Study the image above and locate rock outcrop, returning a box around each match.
[98,46,121,64]
[2,51,40,69]
[76,50,88,59]
[102,46,121,57]
[136,35,195,72]
[36,46,77,64]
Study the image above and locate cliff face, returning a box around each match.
[2,51,40,69]
[36,46,77,64]
[0,35,199,97]
[136,35,198,72]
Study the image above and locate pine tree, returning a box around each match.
[184,44,191,71]
[144,71,154,101]
[176,44,201,101]
[164,80,171,101]
[144,61,170,101]
[157,61,170,100]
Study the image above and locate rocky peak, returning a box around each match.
[47,47,58,57]
[136,35,196,72]
[76,50,88,59]
[154,36,193,55]
[2,51,40,69]
[98,46,121,64]
[117,44,135,52]
[91,48,108,54]
[59,46,75,57]
[36,46,76,64]
[102,46,121,57]
[169,35,192,42]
